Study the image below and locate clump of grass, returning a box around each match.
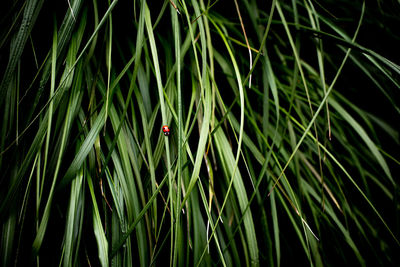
[1,0,399,266]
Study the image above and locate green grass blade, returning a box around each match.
[0,0,44,107]
[88,173,109,267]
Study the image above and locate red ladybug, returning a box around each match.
[162,125,170,136]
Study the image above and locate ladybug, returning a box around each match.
[162,125,170,136]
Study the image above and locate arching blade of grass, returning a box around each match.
[213,128,258,266]
[329,99,393,184]
[207,14,259,266]
[344,50,400,115]
[317,12,400,85]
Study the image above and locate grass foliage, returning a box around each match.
[1,0,400,266]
